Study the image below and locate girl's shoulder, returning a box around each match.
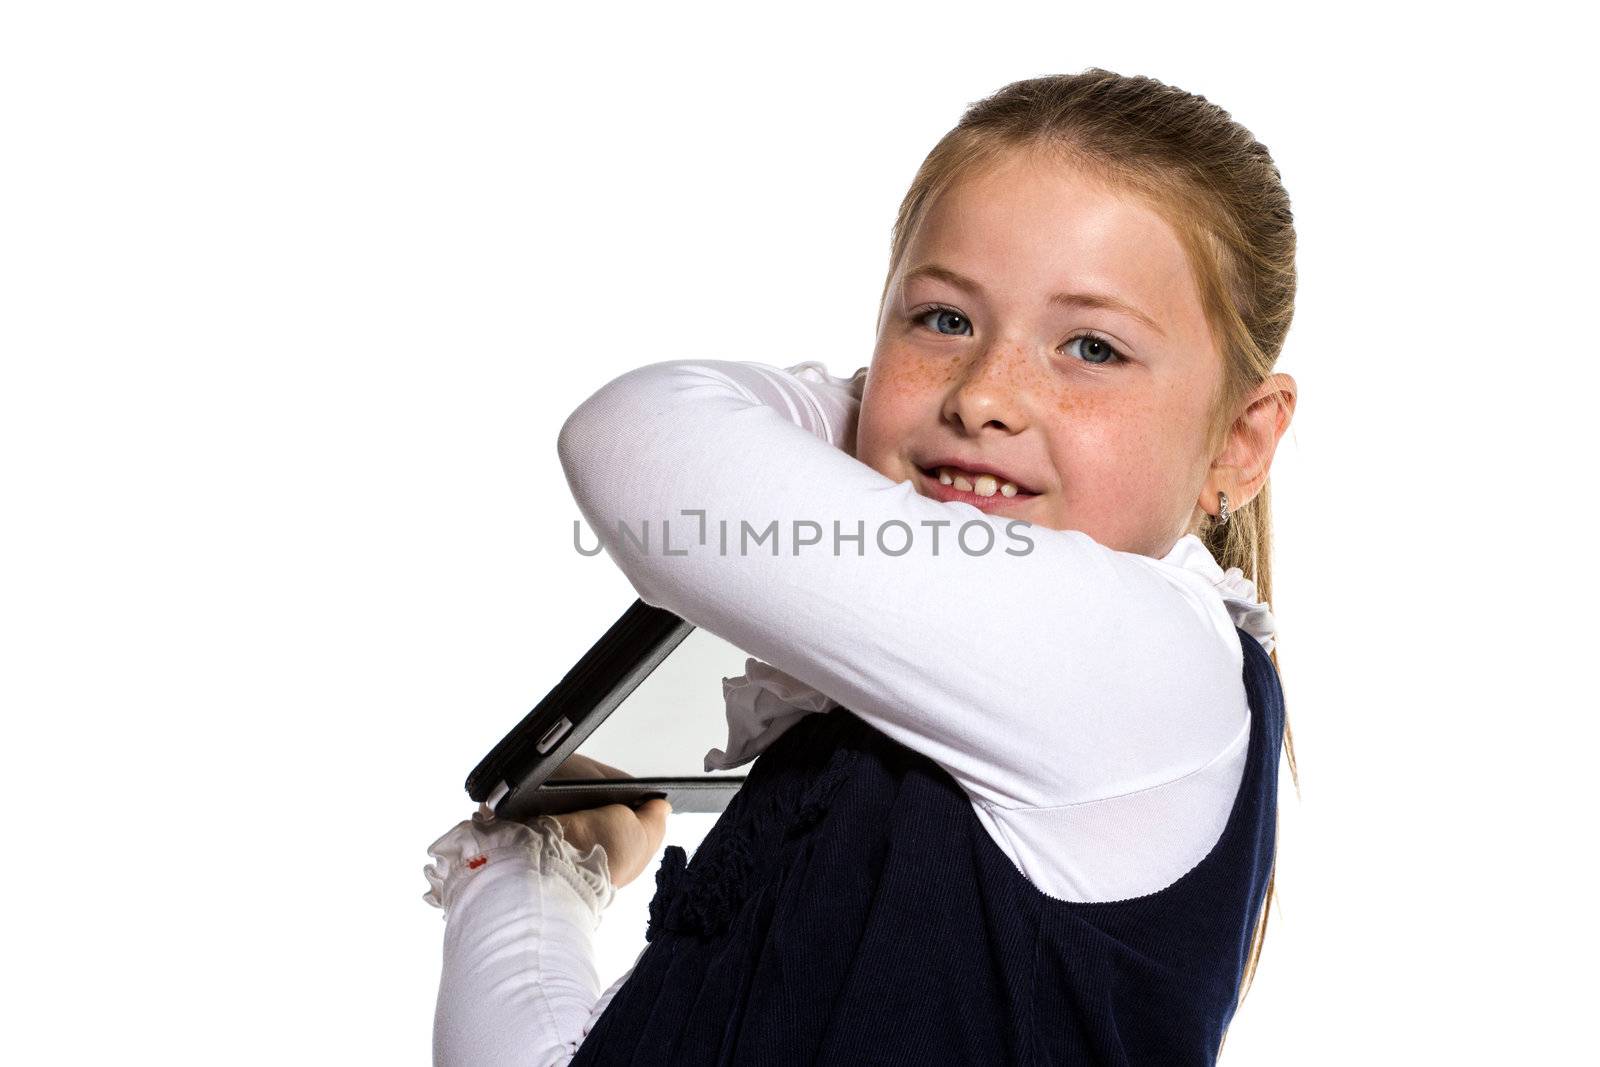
[1138,534,1277,657]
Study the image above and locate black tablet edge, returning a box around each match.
[495,775,749,820]
[465,598,696,802]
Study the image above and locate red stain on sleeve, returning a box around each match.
[466,854,488,870]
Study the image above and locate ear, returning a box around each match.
[1204,372,1296,515]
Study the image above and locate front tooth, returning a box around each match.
[953,473,974,491]
[973,474,998,497]
[1000,482,1018,497]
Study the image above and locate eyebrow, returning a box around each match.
[901,263,1167,339]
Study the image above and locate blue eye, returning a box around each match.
[913,305,971,336]
[910,304,1126,366]
[1063,332,1124,366]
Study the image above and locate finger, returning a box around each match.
[634,797,672,847]
[554,753,632,780]
[588,756,633,779]
[547,754,590,780]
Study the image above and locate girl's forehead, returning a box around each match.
[902,163,1206,349]
[910,161,1190,291]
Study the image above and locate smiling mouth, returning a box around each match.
[916,465,1041,502]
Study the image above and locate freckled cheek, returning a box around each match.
[869,347,962,393]
[857,349,952,475]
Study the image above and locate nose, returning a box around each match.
[941,343,1031,436]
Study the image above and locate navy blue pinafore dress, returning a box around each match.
[570,625,1284,1066]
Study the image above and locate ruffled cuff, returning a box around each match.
[421,802,615,917]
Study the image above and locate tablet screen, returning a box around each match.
[556,622,755,783]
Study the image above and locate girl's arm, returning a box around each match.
[425,809,622,1066]
[557,359,1248,810]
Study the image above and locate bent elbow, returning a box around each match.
[555,360,689,468]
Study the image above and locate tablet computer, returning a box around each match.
[466,599,750,820]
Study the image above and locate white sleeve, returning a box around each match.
[424,808,618,1067]
[556,359,1245,809]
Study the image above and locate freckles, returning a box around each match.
[1052,391,1165,466]
[873,350,960,394]
[1053,381,1110,418]
[1004,353,1053,396]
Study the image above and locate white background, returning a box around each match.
[4,2,1595,1063]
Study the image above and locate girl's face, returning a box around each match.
[857,151,1227,559]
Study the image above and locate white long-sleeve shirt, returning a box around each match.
[425,358,1278,1065]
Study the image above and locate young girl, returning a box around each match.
[423,68,1299,1065]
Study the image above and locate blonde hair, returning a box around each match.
[873,68,1300,1051]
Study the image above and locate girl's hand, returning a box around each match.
[546,752,631,782]
[551,798,671,890]
[544,752,672,890]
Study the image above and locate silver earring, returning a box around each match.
[1216,491,1230,526]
